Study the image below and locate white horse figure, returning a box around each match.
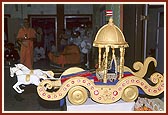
[14,63,29,71]
[14,63,55,78]
[10,66,54,93]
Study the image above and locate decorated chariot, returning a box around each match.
[10,17,164,108]
[36,18,164,105]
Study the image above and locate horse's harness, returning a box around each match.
[11,67,33,82]
[25,70,49,82]
[22,70,46,82]
[12,67,48,82]
[25,70,33,82]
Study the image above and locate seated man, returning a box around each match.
[34,43,45,62]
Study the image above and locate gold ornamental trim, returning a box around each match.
[37,72,164,104]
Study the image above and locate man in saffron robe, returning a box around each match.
[16,18,36,69]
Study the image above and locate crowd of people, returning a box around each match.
[59,24,93,68]
[4,18,93,69]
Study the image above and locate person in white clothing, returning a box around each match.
[81,35,92,69]
[34,43,45,62]
[50,41,59,56]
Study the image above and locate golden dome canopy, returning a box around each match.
[93,18,129,48]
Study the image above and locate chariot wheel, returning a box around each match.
[121,86,138,102]
[67,86,88,105]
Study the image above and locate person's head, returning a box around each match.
[23,18,30,28]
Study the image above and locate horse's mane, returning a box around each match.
[15,64,29,71]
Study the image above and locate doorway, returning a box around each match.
[147,5,164,74]
[123,4,165,74]
[29,15,57,54]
